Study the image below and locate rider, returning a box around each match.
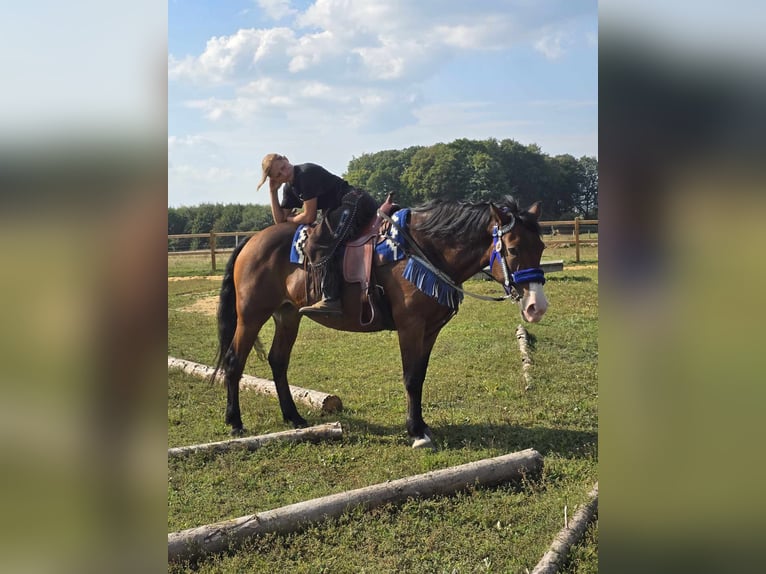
[257,153,378,315]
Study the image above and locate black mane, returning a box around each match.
[411,196,540,243]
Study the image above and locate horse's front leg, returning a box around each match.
[269,306,307,428]
[398,329,439,449]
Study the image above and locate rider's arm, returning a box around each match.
[268,182,290,224]
[285,197,318,225]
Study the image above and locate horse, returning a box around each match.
[212,196,548,448]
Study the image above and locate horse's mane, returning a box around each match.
[411,196,540,242]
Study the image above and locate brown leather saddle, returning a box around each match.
[342,194,397,326]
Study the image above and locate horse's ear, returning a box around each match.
[526,201,542,221]
[489,203,504,224]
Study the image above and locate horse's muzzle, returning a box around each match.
[521,282,548,323]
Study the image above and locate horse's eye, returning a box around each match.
[508,247,519,256]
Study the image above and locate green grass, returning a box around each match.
[168,254,222,277]
[168,263,598,573]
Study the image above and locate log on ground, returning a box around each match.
[530,482,599,574]
[168,448,544,563]
[168,422,343,458]
[168,356,343,413]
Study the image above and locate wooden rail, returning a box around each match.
[168,231,259,271]
[168,219,597,270]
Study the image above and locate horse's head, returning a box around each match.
[489,200,548,323]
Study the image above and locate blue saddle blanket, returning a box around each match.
[290,209,412,265]
[375,208,410,263]
[290,225,311,264]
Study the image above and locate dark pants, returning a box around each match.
[306,189,378,301]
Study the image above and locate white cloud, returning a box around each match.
[168,134,213,149]
[170,2,594,86]
[169,27,296,83]
[256,0,298,21]
[528,99,597,109]
[534,30,568,60]
[171,164,234,182]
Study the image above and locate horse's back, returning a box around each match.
[233,223,302,313]
[238,223,296,266]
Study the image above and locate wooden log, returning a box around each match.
[168,356,343,413]
[168,448,544,563]
[540,260,564,273]
[515,325,534,391]
[530,482,599,574]
[168,422,343,458]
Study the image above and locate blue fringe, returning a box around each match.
[403,257,464,310]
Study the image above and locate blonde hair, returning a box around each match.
[257,153,287,190]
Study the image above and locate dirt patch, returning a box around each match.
[168,276,223,282]
[566,264,598,270]
[179,296,219,316]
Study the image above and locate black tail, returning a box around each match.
[210,237,251,383]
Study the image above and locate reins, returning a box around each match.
[377,209,540,304]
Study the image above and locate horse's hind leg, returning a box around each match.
[224,316,268,435]
[269,305,307,428]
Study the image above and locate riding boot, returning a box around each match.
[299,264,342,315]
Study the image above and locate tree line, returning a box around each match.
[345,138,597,219]
[168,138,597,248]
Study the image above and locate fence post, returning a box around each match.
[574,218,581,263]
[210,231,217,272]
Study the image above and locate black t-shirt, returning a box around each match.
[279,163,350,212]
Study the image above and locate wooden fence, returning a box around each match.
[168,219,597,272]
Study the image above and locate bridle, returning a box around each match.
[488,216,546,302]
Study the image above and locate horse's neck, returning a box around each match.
[409,229,490,284]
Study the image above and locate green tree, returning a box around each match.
[239,204,274,231]
[547,154,581,218]
[575,156,598,218]
[498,139,549,209]
[467,148,509,201]
[213,204,243,248]
[346,146,421,205]
[188,204,220,249]
[401,144,466,203]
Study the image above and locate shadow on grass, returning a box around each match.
[545,275,593,283]
[330,414,596,459]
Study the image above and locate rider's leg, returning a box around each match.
[299,258,342,315]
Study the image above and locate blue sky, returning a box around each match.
[168,0,598,207]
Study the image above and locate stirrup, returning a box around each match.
[299,298,343,315]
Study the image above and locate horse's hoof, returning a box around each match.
[412,435,435,449]
[285,416,308,428]
[230,427,246,437]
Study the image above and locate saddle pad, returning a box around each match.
[290,225,310,264]
[375,208,410,263]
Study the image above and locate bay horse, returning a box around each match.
[212,196,548,448]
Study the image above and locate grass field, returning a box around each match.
[168,250,598,573]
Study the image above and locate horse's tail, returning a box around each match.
[211,237,251,383]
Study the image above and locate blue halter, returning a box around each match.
[489,220,546,295]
